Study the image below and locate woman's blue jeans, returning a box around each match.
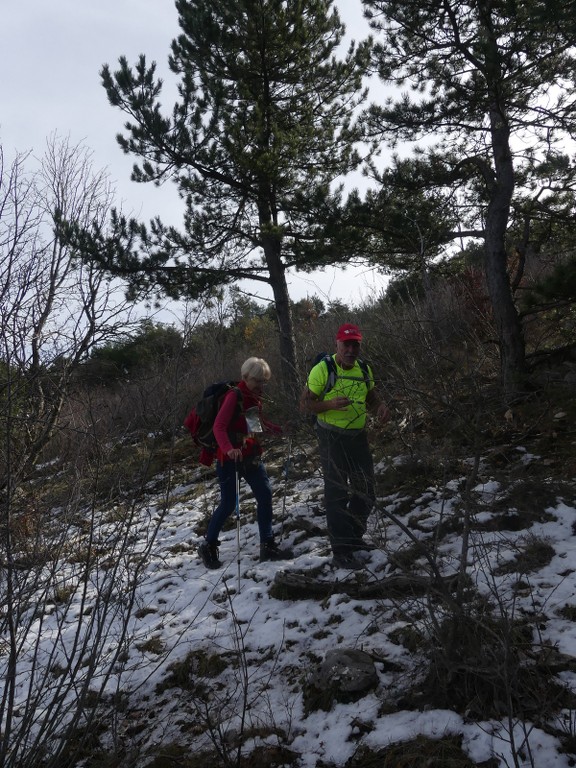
[206,459,274,544]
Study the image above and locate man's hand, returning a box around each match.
[328,396,351,411]
[376,402,391,424]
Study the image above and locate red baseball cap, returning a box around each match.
[336,323,362,342]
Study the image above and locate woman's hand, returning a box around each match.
[227,448,243,461]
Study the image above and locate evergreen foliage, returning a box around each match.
[360,0,576,400]
[80,321,185,384]
[69,0,372,396]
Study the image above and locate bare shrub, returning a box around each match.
[0,138,175,767]
[0,137,136,489]
[0,452,172,767]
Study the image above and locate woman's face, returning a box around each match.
[245,373,269,396]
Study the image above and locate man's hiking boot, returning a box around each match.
[352,539,377,552]
[259,539,294,562]
[332,552,364,571]
[199,541,222,570]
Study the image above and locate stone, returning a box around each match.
[312,648,378,705]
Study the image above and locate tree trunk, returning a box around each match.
[261,233,299,401]
[484,233,526,401]
[484,103,526,403]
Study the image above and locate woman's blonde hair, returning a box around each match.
[241,357,271,381]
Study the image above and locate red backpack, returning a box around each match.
[184,381,242,464]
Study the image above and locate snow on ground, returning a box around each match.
[7,440,576,767]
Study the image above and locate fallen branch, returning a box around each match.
[270,570,460,601]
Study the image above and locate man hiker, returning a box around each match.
[300,323,390,570]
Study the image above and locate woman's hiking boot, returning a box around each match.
[259,538,294,562]
[199,541,222,570]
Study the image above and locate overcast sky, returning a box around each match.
[2,0,389,308]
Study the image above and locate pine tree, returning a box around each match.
[91,0,370,396]
[361,0,576,400]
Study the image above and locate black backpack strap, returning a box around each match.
[358,358,371,386]
[321,354,337,397]
[321,356,371,396]
[222,385,243,423]
[224,386,245,446]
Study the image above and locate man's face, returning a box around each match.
[336,339,361,369]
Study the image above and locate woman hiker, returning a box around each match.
[199,357,294,570]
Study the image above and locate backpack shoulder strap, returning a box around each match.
[321,354,337,397]
[233,385,243,409]
[358,358,370,383]
[317,354,370,397]
[219,383,243,412]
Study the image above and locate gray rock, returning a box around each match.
[310,648,378,706]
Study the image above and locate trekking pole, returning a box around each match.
[280,436,293,539]
[235,461,241,593]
